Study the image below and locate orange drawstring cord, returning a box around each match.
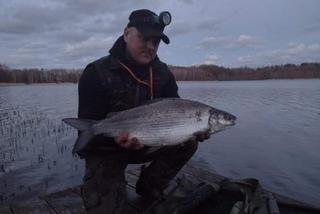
[118,60,154,99]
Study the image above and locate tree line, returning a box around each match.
[0,62,319,84]
[170,63,320,81]
[0,64,81,84]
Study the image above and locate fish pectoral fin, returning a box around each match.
[138,97,180,106]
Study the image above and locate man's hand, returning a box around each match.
[195,132,210,142]
[191,129,210,143]
[115,131,144,150]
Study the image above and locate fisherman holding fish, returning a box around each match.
[65,9,231,214]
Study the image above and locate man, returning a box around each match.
[77,9,209,213]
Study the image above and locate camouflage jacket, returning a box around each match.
[77,36,179,157]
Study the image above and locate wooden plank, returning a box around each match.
[126,170,139,188]
[8,199,55,214]
[40,186,85,214]
[0,207,13,214]
[9,206,54,214]
[127,184,151,213]
[126,165,142,177]
[126,166,189,213]
[180,163,225,184]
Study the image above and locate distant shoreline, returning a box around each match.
[1,62,319,83]
[1,78,319,86]
[0,83,26,86]
[0,82,77,86]
[176,78,320,81]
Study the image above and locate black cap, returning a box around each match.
[127,9,170,44]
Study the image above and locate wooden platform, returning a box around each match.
[1,163,319,214]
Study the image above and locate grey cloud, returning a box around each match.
[303,18,320,34]
[168,18,220,37]
[84,14,128,35]
[237,43,320,67]
[1,0,319,68]
[0,19,38,34]
[56,29,91,44]
[0,0,134,36]
[1,36,65,68]
[195,19,221,30]
[57,0,129,14]
[197,36,229,49]
[63,36,115,58]
[177,0,195,4]
[1,34,113,69]
[197,34,265,50]
[0,0,145,68]
[5,49,53,69]
[203,54,220,65]
[0,2,68,34]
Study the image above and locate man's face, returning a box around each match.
[124,27,160,65]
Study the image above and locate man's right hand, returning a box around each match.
[115,131,144,150]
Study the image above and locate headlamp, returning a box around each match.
[128,10,172,29]
[158,11,171,26]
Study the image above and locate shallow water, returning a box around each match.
[0,79,319,206]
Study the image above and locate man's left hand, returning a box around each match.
[195,131,210,142]
[190,129,210,143]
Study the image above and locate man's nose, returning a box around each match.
[146,40,156,50]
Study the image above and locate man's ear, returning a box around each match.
[123,27,129,43]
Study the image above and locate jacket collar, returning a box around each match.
[109,55,122,70]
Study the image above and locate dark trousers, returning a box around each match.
[81,141,198,214]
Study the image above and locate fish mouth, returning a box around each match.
[224,113,237,123]
[208,110,236,134]
[225,118,236,126]
[209,109,237,124]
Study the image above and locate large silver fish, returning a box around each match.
[63,98,236,153]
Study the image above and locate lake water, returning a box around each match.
[0,79,319,206]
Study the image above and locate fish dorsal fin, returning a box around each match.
[139,97,179,106]
[104,99,165,118]
[105,98,180,118]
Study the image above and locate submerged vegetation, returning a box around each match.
[0,63,319,84]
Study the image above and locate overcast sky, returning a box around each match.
[1,0,319,69]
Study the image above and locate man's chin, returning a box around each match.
[136,56,153,65]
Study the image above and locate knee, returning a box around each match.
[164,141,198,162]
[182,140,198,157]
[81,158,127,212]
[81,177,127,212]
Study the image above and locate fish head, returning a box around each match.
[208,108,236,133]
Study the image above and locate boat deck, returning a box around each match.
[0,163,319,214]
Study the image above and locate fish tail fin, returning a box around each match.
[72,130,94,155]
[62,118,96,131]
[62,118,97,154]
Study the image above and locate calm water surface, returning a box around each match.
[0,79,319,206]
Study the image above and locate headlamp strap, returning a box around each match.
[118,60,154,100]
